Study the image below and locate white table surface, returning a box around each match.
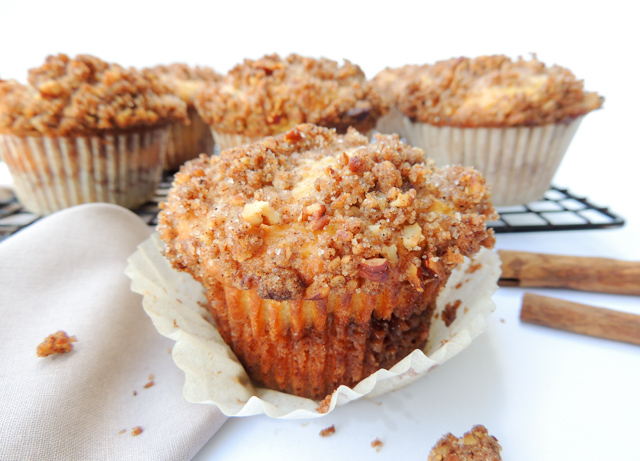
[1,1,639,459]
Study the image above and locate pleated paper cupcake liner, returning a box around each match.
[208,278,443,400]
[401,116,584,207]
[0,128,168,215]
[164,108,215,171]
[210,130,266,151]
[126,234,501,419]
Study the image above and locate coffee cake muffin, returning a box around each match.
[158,123,496,400]
[0,54,187,215]
[150,64,221,170]
[195,54,387,149]
[373,55,603,206]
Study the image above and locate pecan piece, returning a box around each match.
[359,258,389,283]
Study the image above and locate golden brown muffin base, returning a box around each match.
[207,276,445,400]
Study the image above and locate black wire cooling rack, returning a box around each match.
[0,174,625,242]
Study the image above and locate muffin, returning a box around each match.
[0,54,187,215]
[150,64,222,170]
[373,55,603,206]
[195,53,387,149]
[158,123,496,400]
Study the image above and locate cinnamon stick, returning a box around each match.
[499,250,640,296]
[520,293,640,346]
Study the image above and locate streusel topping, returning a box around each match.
[195,54,387,137]
[379,54,602,127]
[159,124,495,301]
[0,54,187,136]
[428,425,502,461]
[150,63,222,105]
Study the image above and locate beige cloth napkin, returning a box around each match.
[0,204,227,461]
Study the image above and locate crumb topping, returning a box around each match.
[195,54,387,137]
[319,425,336,437]
[0,54,187,136]
[376,54,603,127]
[159,124,495,301]
[36,330,77,357]
[149,63,222,106]
[428,425,502,461]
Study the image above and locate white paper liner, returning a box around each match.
[126,234,501,419]
[210,130,266,150]
[401,116,584,206]
[165,108,215,171]
[0,128,168,215]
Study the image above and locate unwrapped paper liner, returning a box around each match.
[126,234,501,419]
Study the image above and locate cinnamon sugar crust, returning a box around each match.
[428,425,502,461]
[150,63,222,106]
[376,54,603,127]
[158,124,496,302]
[0,54,187,136]
[195,54,387,138]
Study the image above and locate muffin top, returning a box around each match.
[195,54,387,138]
[149,63,222,106]
[376,55,603,127]
[159,124,496,301]
[0,54,188,136]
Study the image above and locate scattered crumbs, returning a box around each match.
[440,339,450,347]
[319,425,336,437]
[454,282,463,289]
[371,438,384,451]
[434,312,440,320]
[133,390,138,397]
[442,300,462,327]
[176,298,183,304]
[316,395,332,414]
[464,307,469,314]
[131,426,143,437]
[374,401,383,406]
[36,330,77,357]
[167,348,172,354]
[143,374,155,389]
[118,429,126,435]
[173,319,179,328]
[500,318,506,323]
[301,421,308,427]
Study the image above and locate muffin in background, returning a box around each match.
[158,123,496,400]
[195,54,387,149]
[0,54,187,215]
[150,64,221,170]
[373,55,603,206]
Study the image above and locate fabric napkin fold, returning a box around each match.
[0,204,227,461]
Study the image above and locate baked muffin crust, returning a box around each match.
[195,54,387,138]
[0,54,187,136]
[378,54,602,127]
[159,124,496,302]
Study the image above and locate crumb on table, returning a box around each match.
[319,425,336,437]
[371,438,383,451]
[144,374,155,389]
[428,425,502,461]
[131,426,143,437]
[36,330,77,357]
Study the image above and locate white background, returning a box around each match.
[1,1,639,459]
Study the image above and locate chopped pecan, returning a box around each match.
[359,258,389,282]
